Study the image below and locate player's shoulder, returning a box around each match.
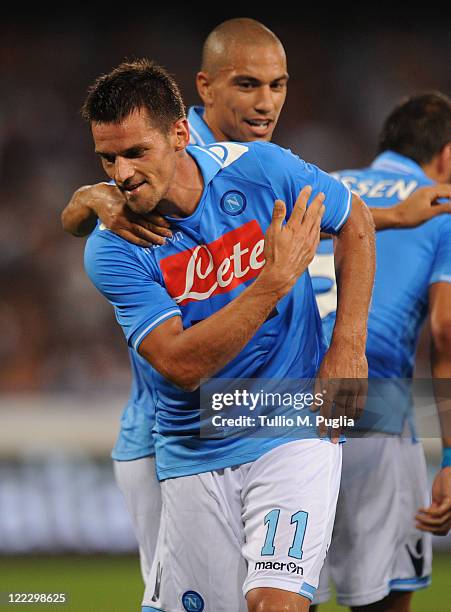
[246,141,306,165]
[332,165,372,180]
[198,140,305,169]
[229,141,312,182]
[84,222,147,271]
[86,222,133,253]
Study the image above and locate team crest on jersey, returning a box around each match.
[182,590,204,611]
[160,220,265,305]
[220,190,247,216]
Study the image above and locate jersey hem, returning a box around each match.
[335,575,431,606]
[111,450,155,461]
[312,587,331,604]
[156,437,332,480]
[243,576,317,601]
[389,576,431,591]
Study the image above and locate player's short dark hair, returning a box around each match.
[81,58,186,133]
[377,91,451,165]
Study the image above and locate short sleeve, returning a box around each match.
[430,217,451,285]
[253,142,352,234]
[84,229,181,351]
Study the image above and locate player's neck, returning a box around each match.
[421,161,441,182]
[203,111,226,142]
[158,151,204,218]
[421,150,450,183]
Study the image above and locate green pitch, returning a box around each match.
[1,553,450,611]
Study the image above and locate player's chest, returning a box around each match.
[154,184,276,306]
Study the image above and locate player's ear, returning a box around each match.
[437,142,451,180]
[196,71,213,105]
[173,118,190,151]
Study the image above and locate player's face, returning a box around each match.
[92,108,188,214]
[199,43,288,143]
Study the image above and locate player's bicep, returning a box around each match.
[84,234,181,349]
[429,282,451,350]
[291,162,352,233]
[430,219,451,286]
[318,174,352,233]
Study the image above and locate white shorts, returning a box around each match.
[314,435,432,607]
[143,439,342,611]
[114,456,162,583]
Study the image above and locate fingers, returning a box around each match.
[308,201,326,244]
[429,202,451,216]
[415,524,451,536]
[125,209,173,239]
[417,498,451,519]
[143,212,172,229]
[287,187,326,233]
[144,223,173,238]
[270,199,287,230]
[316,381,334,438]
[416,497,451,535]
[286,185,312,227]
[426,183,451,203]
[115,229,157,248]
[303,192,326,234]
[355,379,368,421]
[312,378,325,413]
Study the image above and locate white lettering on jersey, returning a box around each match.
[174,239,265,304]
[309,253,337,319]
[338,176,417,199]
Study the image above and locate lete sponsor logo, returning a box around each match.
[161,220,265,305]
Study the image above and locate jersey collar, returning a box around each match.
[371,151,428,180]
[186,144,226,186]
[188,106,216,146]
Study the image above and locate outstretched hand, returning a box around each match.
[394,184,451,228]
[261,185,325,298]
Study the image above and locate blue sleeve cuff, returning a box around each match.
[442,447,451,468]
[131,308,182,351]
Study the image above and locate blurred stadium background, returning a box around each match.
[1,5,450,610]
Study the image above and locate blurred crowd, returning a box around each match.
[1,13,450,393]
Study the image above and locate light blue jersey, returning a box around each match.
[310,151,451,433]
[87,141,351,479]
[112,106,214,461]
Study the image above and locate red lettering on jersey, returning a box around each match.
[161,220,266,305]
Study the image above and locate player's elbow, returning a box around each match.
[169,374,200,393]
[61,186,96,237]
[431,316,451,354]
[141,348,201,392]
[60,206,74,234]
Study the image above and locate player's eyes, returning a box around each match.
[101,156,114,164]
[125,150,146,159]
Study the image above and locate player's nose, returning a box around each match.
[253,85,275,113]
[114,156,135,184]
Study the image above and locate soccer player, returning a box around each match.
[61,20,290,588]
[310,92,451,612]
[80,57,375,610]
[61,23,451,595]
